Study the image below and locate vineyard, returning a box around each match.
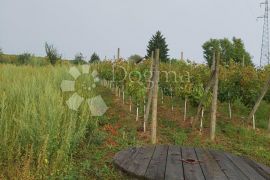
[97,56,270,132]
[1,56,270,178]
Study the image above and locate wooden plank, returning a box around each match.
[210,150,247,180]
[242,157,270,179]
[116,147,141,173]
[256,162,270,174]
[165,145,184,180]
[128,146,156,178]
[225,153,265,180]
[195,148,227,180]
[145,145,169,180]
[113,147,136,166]
[181,147,205,180]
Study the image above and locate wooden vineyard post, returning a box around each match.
[122,86,125,104]
[242,55,245,67]
[193,53,216,128]
[248,75,270,128]
[161,88,164,104]
[184,96,187,122]
[129,96,132,112]
[268,115,270,137]
[210,52,219,141]
[200,107,204,133]
[136,103,139,122]
[253,115,256,130]
[143,97,146,114]
[228,100,232,120]
[117,48,120,60]
[170,85,174,111]
[151,49,160,144]
[181,51,184,60]
[144,51,155,132]
[112,62,116,93]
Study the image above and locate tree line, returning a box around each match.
[1,30,253,67]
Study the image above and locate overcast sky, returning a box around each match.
[0,0,265,65]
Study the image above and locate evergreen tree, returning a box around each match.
[89,52,100,63]
[146,31,169,62]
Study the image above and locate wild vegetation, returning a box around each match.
[0,62,270,178]
[0,31,270,178]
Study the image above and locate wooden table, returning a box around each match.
[113,145,270,180]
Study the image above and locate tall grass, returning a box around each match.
[0,65,95,178]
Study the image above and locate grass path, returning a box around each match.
[72,85,270,179]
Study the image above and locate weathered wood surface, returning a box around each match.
[113,146,270,180]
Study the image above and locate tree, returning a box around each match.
[17,53,31,65]
[73,52,86,65]
[202,37,253,67]
[45,42,61,65]
[202,39,220,67]
[220,38,234,65]
[248,74,270,129]
[232,37,252,65]
[89,52,100,63]
[0,48,3,63]
[146,31,169,63]
[128,54,143,64]
[218,65,241,119]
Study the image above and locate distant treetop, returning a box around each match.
[45,42,61,65]
[202,37,253,67]
[89,52,100,63]
[128,54,143,64]
[146,31,169,63]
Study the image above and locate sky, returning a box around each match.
[0,0,265,65]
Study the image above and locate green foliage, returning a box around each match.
[146,31,169,62]
[1,61,270,178]
[0,49,3,63]
[217,122,270,161]
[239,66,261,107]
[255,101,270,129]
[72,52,87,65]
[0,54,49,66]
[45,42,61,65]
[219,64,241,104]
[128,54,143,64]
[202,37,253,67]
[0,65,96,178]
[75,52,84,61]
[190,83,212,107]
[160,119,188,145]
[89,52,100,63]
[172,130,188,145]
[202,39,221,66]
[17,53,31,65]
[127,81,146,104]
